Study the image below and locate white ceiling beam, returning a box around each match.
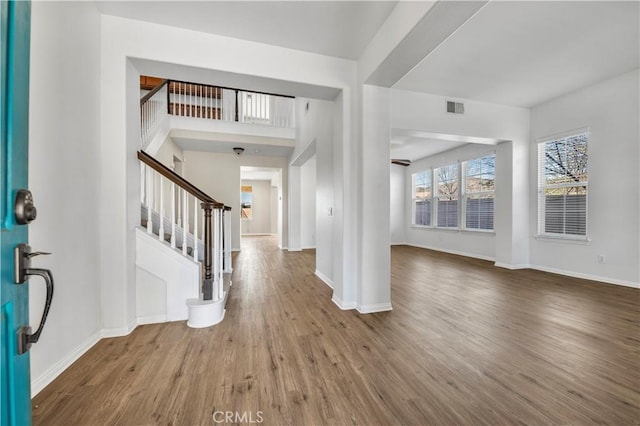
[360,1,488,87]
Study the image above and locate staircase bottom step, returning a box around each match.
[186,293,227,328]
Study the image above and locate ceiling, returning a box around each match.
[395,1,640,108]
[173,136,293,158]
[241,167,280,182]
[97,1,398,60]
[118,1,638,161]
[390,130,504,162]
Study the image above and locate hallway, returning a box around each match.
[33,236,639,425]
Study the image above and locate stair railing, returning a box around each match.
[140,79,169,148]
[139,77,295,149]
[138,150,230,301]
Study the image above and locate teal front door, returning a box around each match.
[1,1,33,425]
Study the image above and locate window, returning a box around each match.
[537,132,588,237]
[412,171,432,226]
[464,154,495,230]
[241,185,253,219]
[435,163,459,228]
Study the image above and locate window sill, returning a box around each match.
[460,228,495,235]
[410,226,494,235]
[535,234,591,244]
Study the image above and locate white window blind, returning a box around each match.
[537,132,588,237]
[464,154,495,230]
[412,170,432,226]
[436,163,458,228]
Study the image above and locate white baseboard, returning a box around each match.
[357,302,393,314]
[332,295,356,310]
[31,330,102,397]
[528,264,640,289]
[407,243,495,262]
[314,270,333,289]
[390,242,406,246]
[287,247,302,252]
[494,262,531,270]
[101,322,136,338]
[302,246,316,250]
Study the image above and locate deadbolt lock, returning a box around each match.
[14,189,37,225]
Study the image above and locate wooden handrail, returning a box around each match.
[137,150,226,209]
[167,78,295,100]
[140,79,169,106]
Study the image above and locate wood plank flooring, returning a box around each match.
[33,236,640,425]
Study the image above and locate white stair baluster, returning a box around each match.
[146,168,153,234]
[223,209,232,273]
[214,208,222,300]
[182,188,188,256]
[158,177,164,242]
[170,182,176,249]
[177,183,182,225]
[193,196,199,261]
[140,163,145,207]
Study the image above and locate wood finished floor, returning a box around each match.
[33,236,640,425]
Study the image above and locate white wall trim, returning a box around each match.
[315,270,333,289]
[287,248,302,252]
[332,295,356,310]
[494,262,531,270]
[528,264,640,289]
[31,330,102,397]
[302,245,317,250]
[390,242,406,246]
[356,302,393,314]
[407,243,496,262]
[101,323,137,339]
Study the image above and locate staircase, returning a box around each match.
[136,150,233,328]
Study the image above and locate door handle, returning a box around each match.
[14,244,54,355]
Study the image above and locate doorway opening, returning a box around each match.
[240,166,283,248]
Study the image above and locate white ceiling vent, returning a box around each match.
[447,101,464,114]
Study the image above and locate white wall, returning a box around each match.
[529,69,640,286]
[155,138,184,168]
[28,1,102,395]
[405,143,498,260]
[182,151,288,251]
[357,85,391,312]
[292,98,335,284]
[241,179,272,235]
[390,164,406,245]
[100,15,358,333]
[391,89,530,268]
[300,157,317,249]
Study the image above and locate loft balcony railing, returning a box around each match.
[140,78,295,148]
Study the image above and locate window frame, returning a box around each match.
[537,130,589,240]
[462,153,496,232]
[411,170,433,227]
[434,162,460,229]
[241,185,253,220]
